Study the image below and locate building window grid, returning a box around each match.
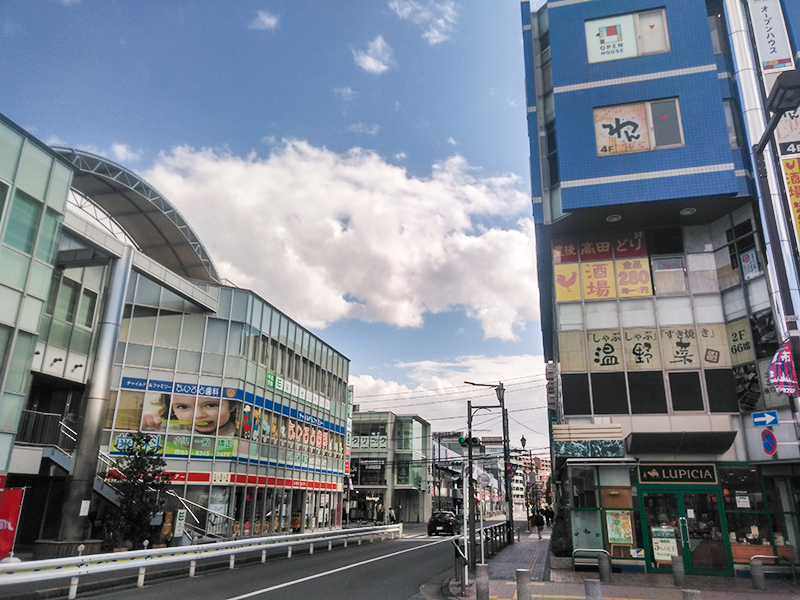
[558,226,743,417]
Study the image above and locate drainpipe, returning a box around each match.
[62,245,134,541]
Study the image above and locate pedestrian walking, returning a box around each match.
[389,507,396,524]
[543,506,554,527]
[533,511,545,540]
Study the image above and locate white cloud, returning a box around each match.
[447,137,457,146]
[144,142,538,341]
[334,87,357,102]
[346,122,380,136]
[394,152,407,160]
[248,10,279,31]
[110,143,142,163]
[389,0,458,44]
[352,36,394,74]
[350,354,549,448]
[262,135,278,146]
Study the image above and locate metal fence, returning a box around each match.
[0,524,402,599]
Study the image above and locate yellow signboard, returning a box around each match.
[782,157,800,241]
[582,260,617,300]
[615,258,652,297]
[554,263,581,302]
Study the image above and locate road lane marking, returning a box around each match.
[225,537,451,599]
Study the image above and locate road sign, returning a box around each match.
[762,429,778,456]
[752,410,779,427]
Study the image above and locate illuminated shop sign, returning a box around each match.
[638,463,717,485]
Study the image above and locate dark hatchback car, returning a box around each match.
[427,510,461,536]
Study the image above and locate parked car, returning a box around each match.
[427,511,461,536]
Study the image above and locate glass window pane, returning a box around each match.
[71,327,92,354]
[722,287,747,321]
[657,296,693,325]
[77,288,97,328]
[4,190,43,254]
[620,298,656,327]
[651,99,683,147]
[638,10,669,54]
[128,305,157,344]
[15,142,51,201]
[46,162,71,212]
[152,347,177,370]
[6,331,36,393]
[653,257,686,294]
[35,209,63,264]
[0,325,11,385]
[585,300,619,329]
[0,246,30,289]
[693,295,724,323]
[180,314,205,351]
[204,318,228,354]
[669,371,703,411]
[0,125,22,182]
[155,311,182,347]
[54,278,80,323]
[134,276,161,306]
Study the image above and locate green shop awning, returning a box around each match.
[625,431,737,455]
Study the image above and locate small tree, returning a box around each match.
[550,504,573,557]
[106,432,173,549]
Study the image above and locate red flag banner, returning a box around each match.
[768,340,799,396]
[0,488,23,559]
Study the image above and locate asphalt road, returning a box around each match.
[73,530,457,600]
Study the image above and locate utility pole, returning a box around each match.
[467,400,476,570]
[496,383,515,544]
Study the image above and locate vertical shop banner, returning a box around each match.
[0,488,23,559]
[746,0,795,73]
[582,261,617,300]
[782,158,800,238]
[554,263,581,302]
[767,339,798,395]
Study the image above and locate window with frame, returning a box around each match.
[595,98,684,156]
[585,9,670,64]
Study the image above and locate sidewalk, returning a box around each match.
[448,520,800,600]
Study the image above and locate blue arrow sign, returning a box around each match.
[752,410,779,427]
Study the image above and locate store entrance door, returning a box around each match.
[642,490,729,575]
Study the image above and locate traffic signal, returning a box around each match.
[505,462,516,478]
[458,436,482,447]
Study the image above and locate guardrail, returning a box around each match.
[749,554,797,589]
[0,524,402,599]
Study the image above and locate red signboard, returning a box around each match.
[552,238,579,264]
[0,488,23,559]
[613,231,648,258]
[579,235,614,261]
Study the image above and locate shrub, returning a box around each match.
[549,506,573,557]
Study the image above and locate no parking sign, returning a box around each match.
[762,429,777,456]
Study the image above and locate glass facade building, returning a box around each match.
[1,112,350,551]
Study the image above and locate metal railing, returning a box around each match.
[572,548,611,570]
[0,524,402,598]
[749,554,797,584]
[16,411,77,452]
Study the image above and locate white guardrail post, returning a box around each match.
[0,524,401,597]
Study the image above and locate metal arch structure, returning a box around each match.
[53,147,220,284]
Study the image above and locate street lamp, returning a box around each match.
[464,381,515,546]
[753,69,800,386]
[521,435,531,532]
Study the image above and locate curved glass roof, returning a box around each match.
[53,148,220,283]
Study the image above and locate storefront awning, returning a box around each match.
[626,431,737,455]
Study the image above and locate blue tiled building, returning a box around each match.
[523,0,800,575]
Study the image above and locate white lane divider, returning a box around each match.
[225,537,451,600]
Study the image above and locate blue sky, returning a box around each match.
[1,0,549,452]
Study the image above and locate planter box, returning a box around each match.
[549,552,574,570]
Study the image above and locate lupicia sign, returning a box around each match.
[638,464,717,485]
